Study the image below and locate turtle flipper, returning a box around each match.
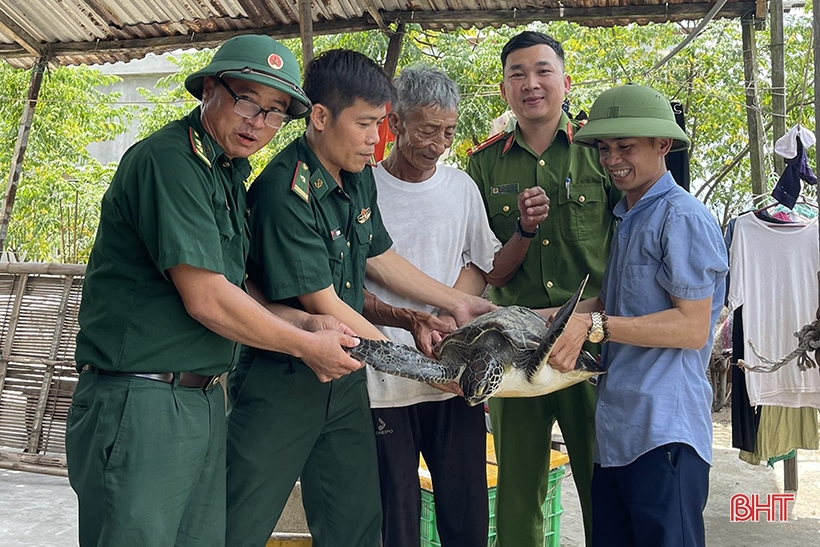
[528,274,590,379]
[349,338,461,383]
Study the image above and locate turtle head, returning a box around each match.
[460,356,505,407]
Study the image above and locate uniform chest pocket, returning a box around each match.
[556,183,608,242]
[488,195,518,240]
[213,197,235,240]
[354,222,373,253]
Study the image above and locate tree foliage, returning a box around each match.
[0,64,132,262]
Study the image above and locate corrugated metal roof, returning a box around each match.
[0,0,762,68]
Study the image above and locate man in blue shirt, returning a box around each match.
[548,84,728,547]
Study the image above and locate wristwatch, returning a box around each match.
[515,217,538,238]
[587,311,607,343]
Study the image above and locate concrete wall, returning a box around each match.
[86,53,180,165]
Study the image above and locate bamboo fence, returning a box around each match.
[0,262,85,476]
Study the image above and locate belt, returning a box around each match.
[81,365,221,391]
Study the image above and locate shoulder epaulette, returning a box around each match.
[188,127,212,168]
[467,131,508,156]
[290,161,310,203]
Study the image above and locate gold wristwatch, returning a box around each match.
[587,311,606,344]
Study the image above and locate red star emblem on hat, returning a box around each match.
[268,54,283,70]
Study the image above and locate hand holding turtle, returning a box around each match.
[300,313,357,337]
[408,309,456,358]
[547,312,591,373]
[449,294,497,328]
[518,186,550,233]
[300,330,364,382]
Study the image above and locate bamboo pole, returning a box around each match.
[741,13,767,203]
[299,0,314,67]
[770,0,786,176]
[0,56,47,252]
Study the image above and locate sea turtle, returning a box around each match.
[350,276,605,406]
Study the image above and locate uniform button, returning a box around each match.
[346,241,351,248]
[369,234,373,242]
[340,252,344,259]
[345,281,351,289]
[578,195,586,203]
[546,281,554,288]
[222,161,230,168]
[541,239,550,246]
[502,205,510,212]
[620,233,627,239]
[538,159,545,166]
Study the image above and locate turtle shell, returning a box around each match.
[435,306,547,361]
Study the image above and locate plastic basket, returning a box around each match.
[420,464,565,547]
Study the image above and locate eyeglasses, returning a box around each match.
[216,77,291,129]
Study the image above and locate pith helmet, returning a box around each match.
[185,34,311,119]
[574,84,691,152]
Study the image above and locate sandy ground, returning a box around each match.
[1,406,818,546]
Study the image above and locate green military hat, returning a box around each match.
[185,34,311,119]
[574,83,691,152]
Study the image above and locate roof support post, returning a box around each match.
[0,55,47,253]
[770,0,786,176]
[299,0,314,66]
[741,13,767,204]
[383,23,406,79]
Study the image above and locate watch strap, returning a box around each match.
[515,217,538,238]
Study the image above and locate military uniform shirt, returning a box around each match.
[247,134,392,315]
[75,108,251,376]
[467,111,620,307]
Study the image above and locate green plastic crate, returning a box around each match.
[420,465,565,547]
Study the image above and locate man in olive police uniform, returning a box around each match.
[67,36,363,547]
[226,49,495,547]
[466,32,620,547]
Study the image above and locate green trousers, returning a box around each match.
[489,381,596,547]
[225,353,382,547]
[66,369,227,547]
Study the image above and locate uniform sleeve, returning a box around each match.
[367,178,393,258]
[121,140,226,278]
[657,210,729,301]
[246,163,334,301]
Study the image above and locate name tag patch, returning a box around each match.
[491,183,519,195]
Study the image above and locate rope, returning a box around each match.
[739,313,820,373]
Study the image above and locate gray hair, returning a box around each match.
[392,65,460,117]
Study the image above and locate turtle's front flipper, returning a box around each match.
[349,338,461,383]
[575,350,606,373]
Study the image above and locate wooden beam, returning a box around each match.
[361,0,389,32]
[383,23,405,79]
[0,8,44,57]
[770,0,787,175]
[0,57,46,253]
[298,0,314,67]
[741,13,767,203]
[0,3,759,64]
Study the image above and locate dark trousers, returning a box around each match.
[66,370,227,547]
[489,381,596,547]
[591,443,710,547]
[372,397,488,547]
[226,354,381,547]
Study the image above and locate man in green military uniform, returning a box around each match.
[225,49,495,547]
[66,35,364,547]
[466,31,621,547]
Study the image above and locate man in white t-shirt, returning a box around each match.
[364,65,549,547]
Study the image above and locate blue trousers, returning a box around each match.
[591,443,709,547]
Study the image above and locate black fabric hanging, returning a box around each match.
[667,101,691,192]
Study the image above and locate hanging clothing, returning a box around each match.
[728,213,820,409]
[772,125,817,209]
[738,406,819,465]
